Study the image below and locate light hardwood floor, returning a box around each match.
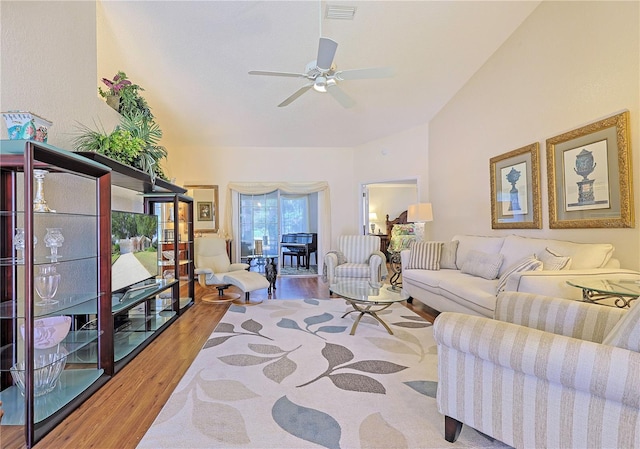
[8,275,436,449]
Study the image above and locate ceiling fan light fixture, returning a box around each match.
[313,76,327,93]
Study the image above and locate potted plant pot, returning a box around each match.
[105,95,120,112]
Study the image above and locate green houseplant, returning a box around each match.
[77,71,167,181]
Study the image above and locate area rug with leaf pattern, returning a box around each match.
[137,299,510,449]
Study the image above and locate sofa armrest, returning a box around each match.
[504,268,640,300]
[323,253,338,284]
[495,291,626,342]
[400,249,411,270]
[433,312,640,407]
[368,252,385,282]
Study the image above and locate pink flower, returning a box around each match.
[101,73,132,93]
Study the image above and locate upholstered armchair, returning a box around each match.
[323,235,387,285]
[433,291,640,448]
[194,236,249,301]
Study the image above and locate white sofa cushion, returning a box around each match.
[460,250,504,280]
[453,235,505,270]
[496,255,543,293]
[538,247,572,270]
[437,272,499,312]
[440,240,459,269]
[499,235,614,275]
[548,240,614,269]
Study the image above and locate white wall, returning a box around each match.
[429,1,640,270]
[354,123,429,201]
[167,144,357,244]
[0,1,120,148]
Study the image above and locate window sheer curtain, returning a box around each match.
[225,182,331,263]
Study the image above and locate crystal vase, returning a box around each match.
[34,264,61,306]
[33,169,54,212]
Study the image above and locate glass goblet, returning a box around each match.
[34,264,61,306]
[13,228,37,263]
[14,228,25,263]
[44,228,64,260]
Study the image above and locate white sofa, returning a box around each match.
[401,234,640,317]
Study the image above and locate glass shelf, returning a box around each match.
[0,330,101,371]
[111,279,177,313]
[0,368,104,425]
[0,293,101,319]
[114,311,176,362]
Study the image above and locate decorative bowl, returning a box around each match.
[2,111,52,142]
[20,315,71,349]
[162,250,175,262]
[10,351,67,396]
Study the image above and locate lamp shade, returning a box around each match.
[407,203,433,223]
[369,212,378,221]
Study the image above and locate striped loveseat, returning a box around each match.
[433,291,640,448]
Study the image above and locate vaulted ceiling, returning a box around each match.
[99,1,540,150]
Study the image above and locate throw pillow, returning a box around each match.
[391,224,415,237]
[460,250,504,280]
[496,255,543,293]
[537,247,572,270]
[407,241,443,270]
[440,240,459,269]
[602,300,640,352]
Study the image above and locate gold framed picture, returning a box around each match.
[490,143,541,229]
[185,185,219,233]
[197,202,213,221]
[546,111,633,228]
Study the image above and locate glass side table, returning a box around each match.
[566,278,640,308]
[387,250,402,292]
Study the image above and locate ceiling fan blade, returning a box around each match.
[278,84,314,107]
[316,37,338,72]
[334,67,396,81]
[326,84,356,109]
[249,70,307,78]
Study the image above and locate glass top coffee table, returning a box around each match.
[566,278,640,308]
[330,280,409,335]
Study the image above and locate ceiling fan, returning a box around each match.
[249,37,394,108]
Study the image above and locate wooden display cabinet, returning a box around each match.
[144,193,195,313]
[0,140,111,447]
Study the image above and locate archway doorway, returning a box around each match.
[361,178,419,236]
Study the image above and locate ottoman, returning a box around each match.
[223,270,270,304]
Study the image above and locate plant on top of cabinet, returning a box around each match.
[76,71,168,181]
[98,71,152,119]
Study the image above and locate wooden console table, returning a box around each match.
[370,233,389,255]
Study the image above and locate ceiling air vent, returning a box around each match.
[325,5,357,20]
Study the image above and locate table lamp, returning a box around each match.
[408,203,433,238]
[369,212,378,234]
